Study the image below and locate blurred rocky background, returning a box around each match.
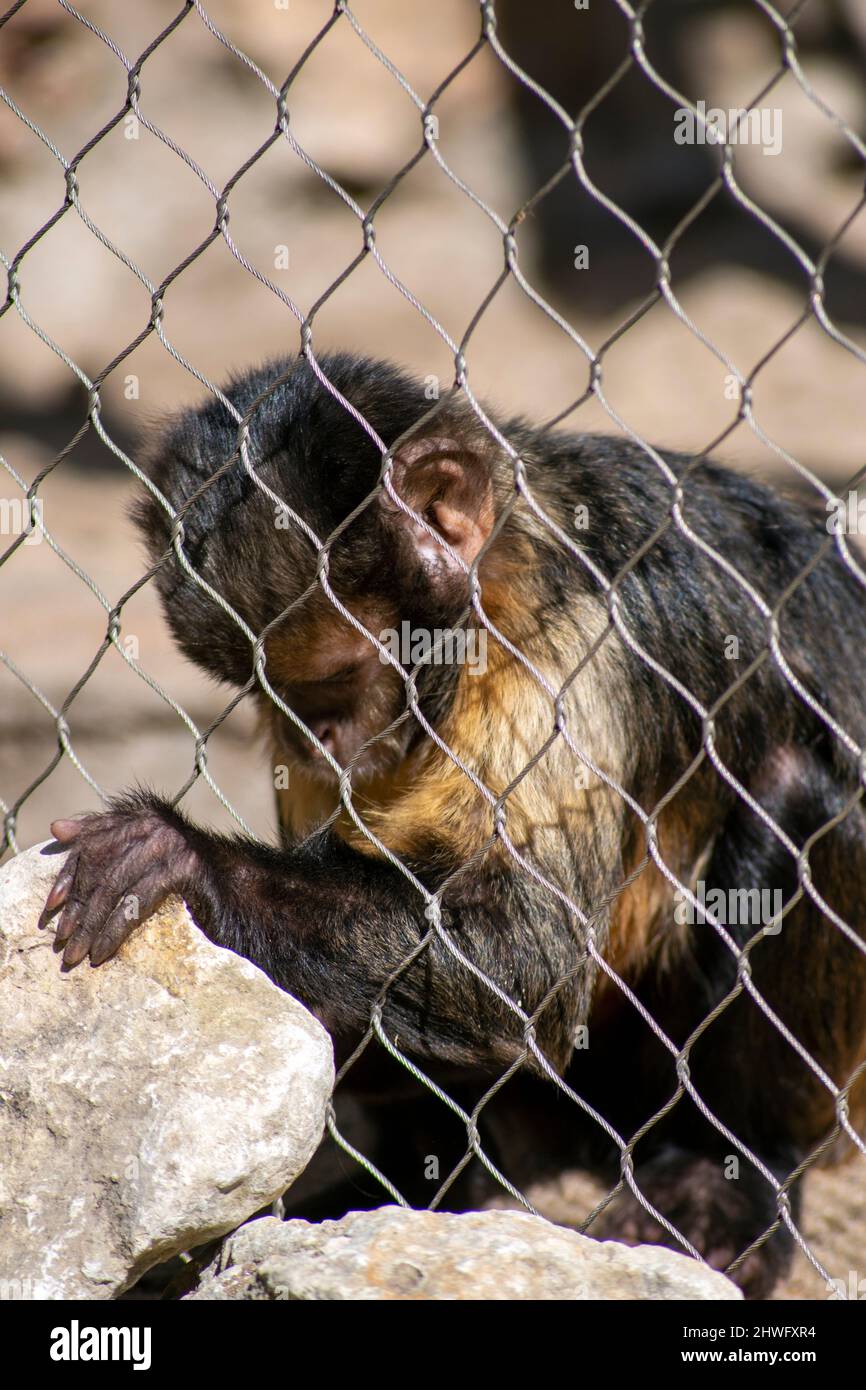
[1,0,865,1299]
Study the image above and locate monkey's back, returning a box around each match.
[523,430,866,789]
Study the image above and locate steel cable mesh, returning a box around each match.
[1,0,865,1293]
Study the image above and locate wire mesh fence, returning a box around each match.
[2,0,866,1299]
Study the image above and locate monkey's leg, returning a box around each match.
[597,748,866,1298]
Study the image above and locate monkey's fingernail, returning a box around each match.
[54,912,77,945]
[44,881,69,913]
[90,938,113,966]
[62,937,90,968]
[50,818,83,843]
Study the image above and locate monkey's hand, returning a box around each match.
[41,798,200,969]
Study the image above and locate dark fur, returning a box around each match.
[46,353,866,1298]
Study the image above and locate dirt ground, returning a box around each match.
[1,1,864,1298]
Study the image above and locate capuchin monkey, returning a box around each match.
[41,353,866,1298]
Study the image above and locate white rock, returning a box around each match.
[188,1208,743,1301]
[0,842,334,1299]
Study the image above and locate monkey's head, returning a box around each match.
[134,353,511,781]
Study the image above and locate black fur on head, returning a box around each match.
[132,352,504,687]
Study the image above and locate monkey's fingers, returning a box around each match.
[39,854,79,925]
[46,814,161,944]
[58,868,142,966]
[59,835,177,967]
[54,895,89,951]
[63,868,170,969]
[54,858,131,957]
[89,871,172,966]
[52,812,154,857]
[50,817,87,844]
[61,893,123,968]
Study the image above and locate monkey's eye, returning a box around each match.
[310,663,360,687]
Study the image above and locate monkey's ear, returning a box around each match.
[386,437,494,572]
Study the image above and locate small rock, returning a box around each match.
[0,842,334,1299]
[187,1208,743,1301]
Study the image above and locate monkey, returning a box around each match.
[40,352,866,1298]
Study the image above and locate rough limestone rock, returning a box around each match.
[187,1208,743,1301]
[0,842,334,1300]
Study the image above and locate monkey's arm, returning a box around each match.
[42,793,578,1071]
